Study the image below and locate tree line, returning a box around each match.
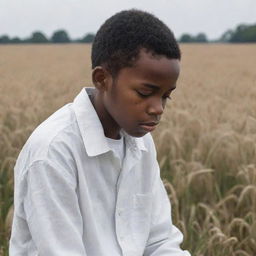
[1,23,256,44]
[180,23,256,43]
[0,30,95,44]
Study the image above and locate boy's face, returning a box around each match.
[93,48,180,138]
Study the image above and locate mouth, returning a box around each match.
[139,122,159,132]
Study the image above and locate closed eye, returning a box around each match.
[136,90,152,97]
[136,90,172,100]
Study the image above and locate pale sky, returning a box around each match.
[1,0,255,40]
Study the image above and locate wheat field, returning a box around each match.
[0,44,256,256]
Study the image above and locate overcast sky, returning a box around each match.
[1,0,255,40]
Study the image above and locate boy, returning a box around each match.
[9,9,190,256]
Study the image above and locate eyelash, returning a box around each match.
[136,91,172,100]
[164,95,172,100]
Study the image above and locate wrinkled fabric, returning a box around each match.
[9,87,190,256]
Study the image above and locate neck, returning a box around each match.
[89,90,121,140]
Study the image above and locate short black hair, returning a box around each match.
[91,9,181,78]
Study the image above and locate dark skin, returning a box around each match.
[90,48,180,139]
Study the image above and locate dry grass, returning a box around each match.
[1,44,256,255]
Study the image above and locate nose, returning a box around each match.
[147,97,164,116]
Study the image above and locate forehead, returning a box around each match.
[116,49,180,86]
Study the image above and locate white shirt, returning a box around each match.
[9,87,190,256]
[106,134,125,167]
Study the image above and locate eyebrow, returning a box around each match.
[142,83,176,91]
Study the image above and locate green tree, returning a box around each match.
[10,37,22,44]
[80,33,95,43]
[179,33,193,43]
[180,32,208,43]
[51,30,70,43]
[0,35,10,44]
[230,24,256,42]
[194,33,208,43]
[30,31,49,43]
[219,29,233,42]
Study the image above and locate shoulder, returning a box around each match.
[15,103,83,178]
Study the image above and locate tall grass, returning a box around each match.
[0,44,256,255]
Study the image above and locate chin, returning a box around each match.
[125,128,148,138]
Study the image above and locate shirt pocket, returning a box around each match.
[131,193,153,249]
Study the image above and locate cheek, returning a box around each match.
[117,92,141,111]
[124,91,145,107]
[108,89,146,119]
[125,98,145,116]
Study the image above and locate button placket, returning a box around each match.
[115,208,126,253]
[115,183,126,251]
[114,138,142,254]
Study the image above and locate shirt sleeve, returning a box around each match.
[144,172,191,256]
[23,159,87,256]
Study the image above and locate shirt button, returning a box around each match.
[118,210,122,216]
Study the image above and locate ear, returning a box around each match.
[92,66,111,91]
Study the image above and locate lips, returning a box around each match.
[139,122,159,132]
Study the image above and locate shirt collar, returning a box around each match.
[72,87,147,157]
